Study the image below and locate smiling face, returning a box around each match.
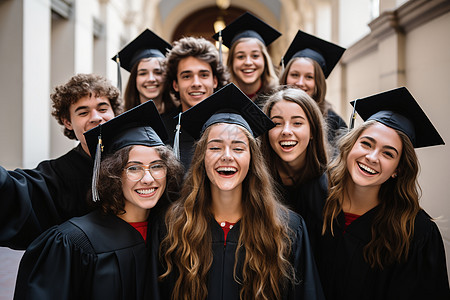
[121,145,167,222]
[268,99,311,169]
[63,95,115,156]
[347,122,402,191]
[232,39,265,90]
[285,57,316,97]
[204,123,251,194]
[173,56,218,112]
[136,58,164,103]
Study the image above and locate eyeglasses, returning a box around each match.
[124,162,167,181]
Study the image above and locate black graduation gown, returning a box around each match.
[317,207,450,300]
[276,173,328,255]
[325,109,347,152]
[0,144,93,249]
[14,210,150,300]
[158,210,325,300]
[161,106,195,171]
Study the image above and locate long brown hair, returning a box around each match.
[160,124,295,300]
[322,120,421,269]
[261,87,328,185]
[123,57,177,113]
[279,57,330,116]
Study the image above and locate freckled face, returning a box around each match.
[204,124,251,193]
[347,122,402,190]
[285,58,316,97]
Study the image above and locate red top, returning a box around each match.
[344,212,360,233]
[129,221,148,242]
[219,221,236,246]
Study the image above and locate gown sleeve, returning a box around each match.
[0,147,92,250]
[14,222,97,300]
[385,212,450,299]
[288,211,325,300]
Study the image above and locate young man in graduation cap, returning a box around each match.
[318,87,449,299]
[161,36,229,170]
[159,83,325,300]
[112,29,177,114]
[0,73,121,249]
[212,11,281,107]
[279,30,346,151]
[14,100,183,300]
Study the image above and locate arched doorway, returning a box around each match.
[171,6,248,44]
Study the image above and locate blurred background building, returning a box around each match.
[1,0,449,298]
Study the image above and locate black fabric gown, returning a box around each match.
[14,210,151,300]
[158,210,325,300]
[325,109,347,152]
[276,173,328,255]
[0,144,93,249]
[161,106,194,171]
[316,207,450,300]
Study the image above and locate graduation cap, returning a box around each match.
[111,29,171,91]
[212,12,281,48]
[84,100,168,201]
[281,30,345,79]
[349,87,444,148]
[179,83,275,141]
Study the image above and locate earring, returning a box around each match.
[392,173,397,178]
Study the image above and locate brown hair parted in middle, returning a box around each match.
[160,124,295,300]
[95,145,183,216]
[261,87,328,184]
[322,120,421,269]
[279,57,330,116]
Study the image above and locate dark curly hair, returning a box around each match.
[51,73,122,140]
[163,36,229,100]
[94,145,183,217]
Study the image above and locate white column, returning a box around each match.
[23,0,51,168]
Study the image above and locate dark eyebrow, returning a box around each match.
[126,159,164,166]
[360,135,399,155]
[74,106,89,113]
[207,139,247,146]
[271,115,306,120]
[207,139,223,144]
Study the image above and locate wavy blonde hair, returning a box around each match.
[322,120,421,269]
[160,124,295,300]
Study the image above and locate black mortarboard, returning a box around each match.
[281,30,345,78]
[212,12,281,48]
[112,29,171,72]
[84,100,168,201]
[84,100,167,157]
[179,83,275,140]
[350,87,444,148]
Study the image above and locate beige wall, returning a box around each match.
[331,0,450,275]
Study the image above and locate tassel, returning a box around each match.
[349,99,358,130]
[92,134,103,202]
[173,112,182,160]
[218,30,223,66]
[281,56,285,73]
[115,54,122,93]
